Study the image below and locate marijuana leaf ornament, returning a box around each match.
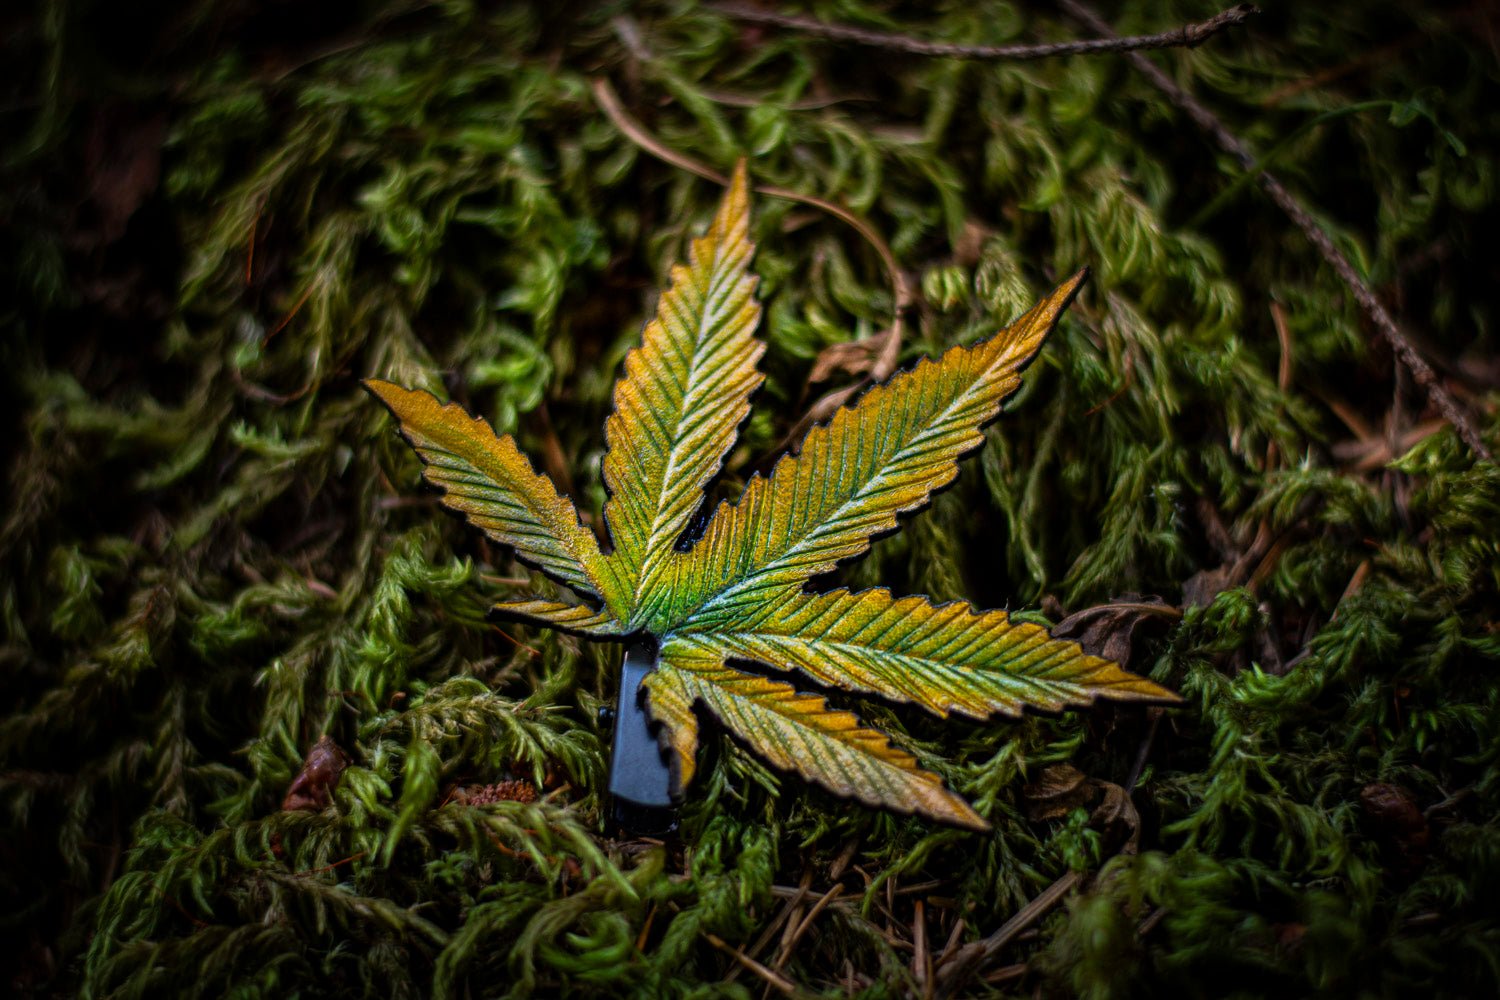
[366,163,1179,831]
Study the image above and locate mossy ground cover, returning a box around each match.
[3,2,1498,996]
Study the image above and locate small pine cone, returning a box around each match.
[459,780,538,806]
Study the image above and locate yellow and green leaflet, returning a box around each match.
[672,587,1169,719]
[363,379,627,622]
[367,161,1180,830]
[601,162,764,631]
[644,642,986,829]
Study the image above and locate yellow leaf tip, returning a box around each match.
[1109,673,1185,707]
[362,378,408,416]
[362,377,420,408]
[943,797,991,832]
[718,159,752,226]
[1152,684,1187,705]
[990,267,1090,373]
[1063,265,1090,295]
[1044,266,1089,318]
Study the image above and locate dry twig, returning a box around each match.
[712,2,1258,61]
[934,871,1082,997]
[704,933,802,996]
[774,884,844,970]
[913,899,933,998]
[726,871,811,984]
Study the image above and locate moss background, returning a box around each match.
[4,1,1499,996]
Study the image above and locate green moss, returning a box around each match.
[3,1,1498,995]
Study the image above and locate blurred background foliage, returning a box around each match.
[2,0,1498,995]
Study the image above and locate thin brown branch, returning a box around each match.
[727,871,811,984]
[635,903,657,951]
[1059,0,1491,460]
[151,887,211,929]
[611,10,867,110]
[489,624,541,659]
[827,837,860,881]
[704,933,802,996]
[1330,559,1372,621]
[936,916,966,967]
[1137,906,1169,936]
[245,210,258,285]
[983,963,1030,984]
[711,2,1258,61]
[263,283,314,344]
[912,899,933,998]
[773,884,843,970]
[934,871,1082,997]
[293,850,368,877]
[530,401,579,505]
[590,76,719,183]
[1270,301,1294,395]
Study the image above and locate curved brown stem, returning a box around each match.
[589,76,913,434]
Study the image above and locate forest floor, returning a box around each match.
[3,1,1499,996]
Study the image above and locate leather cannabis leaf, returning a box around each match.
[365,163,1179,830]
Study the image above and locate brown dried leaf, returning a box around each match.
[281,735,350,812]
[1089,780,1141,854]
[1022,764,1092,822]
[1053,598,1179,668]
[1023,765,1140,852]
